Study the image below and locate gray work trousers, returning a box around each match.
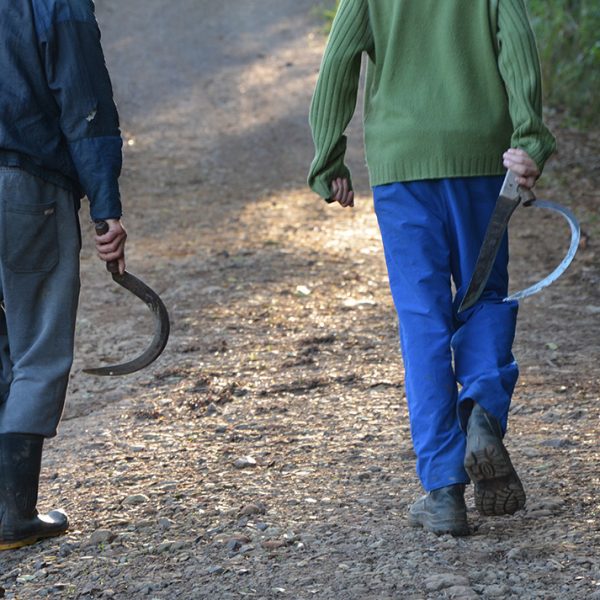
[0,167,81,438]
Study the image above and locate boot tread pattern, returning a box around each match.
[464,442,526,516]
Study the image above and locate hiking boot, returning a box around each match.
[408,484,470,536]
[0,433,68,551]
[464,403,526,516]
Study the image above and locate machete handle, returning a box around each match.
[520,186,536,207]
[94,220,120,275]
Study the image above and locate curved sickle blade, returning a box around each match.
[83,270,170,376]
[504,199,580,303]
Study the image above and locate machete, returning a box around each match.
[83,221,170,376]
[458,171,580,312]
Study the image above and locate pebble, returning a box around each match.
[485,584,510,597]
[262,539,287,551]
[240,503,266,516]
[424,574,470,592]
[122,493,150,506]
[206,402,219,416]
[226,536,252,554]
[158,517,174,530]
[541,438,575,448]
[528,497,565,512]
[233,456,257,469]
[446,586,479,599]
[507,547,523,560]
[58,543,76,557]
[157,540,190,552]
[88,529,115,546]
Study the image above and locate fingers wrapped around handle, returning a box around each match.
[95,220,120,274]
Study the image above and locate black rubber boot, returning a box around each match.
[0,433,68,551]
[408,484,470,536]
[464,403,526,516]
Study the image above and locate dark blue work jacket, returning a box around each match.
[0,0,122,220]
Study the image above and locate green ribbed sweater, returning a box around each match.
[308,0,556,201]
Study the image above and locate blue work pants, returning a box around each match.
[373,176,519,492]
[0,168,81,438]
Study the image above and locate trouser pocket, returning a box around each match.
[1,202,58,273]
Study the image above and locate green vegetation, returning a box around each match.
[322,0,340,32]
[528,0,600,126]
[321,0,600,127]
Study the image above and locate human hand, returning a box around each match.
[331,177,354,208]
[95,218,127,275]
[503,148,540,190]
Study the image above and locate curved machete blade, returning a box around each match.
[458,171,522,313]
[504,199,580,302]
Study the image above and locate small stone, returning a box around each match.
[425,574,470,592]
[206,402,219,416]
[206,566,224,575]
[88,529,115,546]
[233,456,257,469]
[123,494,150,505]
[447,586,479,599]
[262,539,287,551]
[158,517,174,530]
[58,543,76,557]
[527,497,565,513]
[527,509,553,518]
[157,541,174,552]
[133,519,154,530]
[226,539,241,553]
[240,503,266,516]
[541,438,575,448]
[485,584,510,597]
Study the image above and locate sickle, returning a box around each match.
[83,221,170,376]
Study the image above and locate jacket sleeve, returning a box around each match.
[308,0,374,201]
[39,0,123,220]
[496,0,556,171]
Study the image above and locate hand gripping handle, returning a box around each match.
[95,220,120,274]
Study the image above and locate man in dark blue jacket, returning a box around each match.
[0,0,127,550]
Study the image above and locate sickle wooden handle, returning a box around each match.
[95,220,120,274]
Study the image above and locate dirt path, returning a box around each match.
[1,1,599,599]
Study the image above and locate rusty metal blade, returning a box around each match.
[83,270,170,376]
[458,172,522,313]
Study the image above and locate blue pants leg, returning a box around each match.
[373,177,518,492]
[0,168,81,438]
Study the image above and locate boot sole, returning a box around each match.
[0,529,67,551]
[408,511,470,537]
[464,441,526,516]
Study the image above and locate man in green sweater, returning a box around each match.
[308,0,555,536]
